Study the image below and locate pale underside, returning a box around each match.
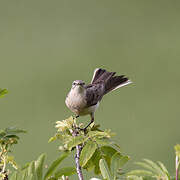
[65,86,100,116]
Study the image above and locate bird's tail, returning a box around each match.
[91,68,132,94]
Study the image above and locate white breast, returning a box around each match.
[65,86,100,116]
[65,87,87,114]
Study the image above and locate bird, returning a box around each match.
[65,68,132,130]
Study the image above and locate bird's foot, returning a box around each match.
[76,127,88,134]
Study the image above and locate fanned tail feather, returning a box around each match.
[91,68,132,94]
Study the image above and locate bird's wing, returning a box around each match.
[85,83,105,107]
[91,68,115,84]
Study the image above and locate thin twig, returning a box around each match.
[176,156,179,180]
[75,145,83,180]
[72,127,84,180]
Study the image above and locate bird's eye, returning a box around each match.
[72,82,76,85]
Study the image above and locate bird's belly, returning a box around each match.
[65,91,87,114]
[79,102,100,116]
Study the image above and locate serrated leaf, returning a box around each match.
[44,152,69,179]
[99,159,113,180]
[80,141,97,167]
[67,135,86,150]
[55,167,76,178]
[35,153,46,180]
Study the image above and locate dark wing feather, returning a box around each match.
[91,68,116,84]
[85,83,105,107]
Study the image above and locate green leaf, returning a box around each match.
[44,152,69,179]
[5,134,20,139]
[83,148,102,174]
[100,146,118,157]
[127,170,153,176]
[55,167,76,178]
[92,149,102,175]
[111,152,123,178]
[119,155,130,168]
[35,153,46,180]
[127,175,143,180]
[83,158,95,172]
[48,136,57,143]
[10,172,18,180]
[87,130,113,139]
[21,170,28,180]
[67,135,86,150]
[143,159,164,175]
[46,177,56,180]
[99,159,113,180]
[0,130,6,138]
[135,162,156,173]
[94,137,110,145]
[80,141,97,167]
[100,146,118,167]
[5,127,27,135]
[175,144,180,158]
[0,88,8,98]
[28,161,36,179]
[158,161,169,174]
[6,155,18,169]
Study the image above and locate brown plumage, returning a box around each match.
[91,68,129,94]
[65,68,132,130]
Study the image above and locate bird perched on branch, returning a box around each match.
[65,68,132,130]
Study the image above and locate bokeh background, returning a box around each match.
[0,0,180,179]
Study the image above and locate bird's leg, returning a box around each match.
[83,114,94,131]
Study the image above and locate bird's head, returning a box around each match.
[71,80,85,91]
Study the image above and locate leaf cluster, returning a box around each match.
[10,152,76,180]
[127,159,171,180]
[50,116,130,180]
[0,127,26,178]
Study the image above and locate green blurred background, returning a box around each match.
[0,0,180,178]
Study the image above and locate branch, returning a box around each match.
[176,156,179,180]
[72,128,84,180]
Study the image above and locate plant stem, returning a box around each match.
[72,128,84,180]
[2,156,6,173]
[176,156,179,180]
[75,145,83,180]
